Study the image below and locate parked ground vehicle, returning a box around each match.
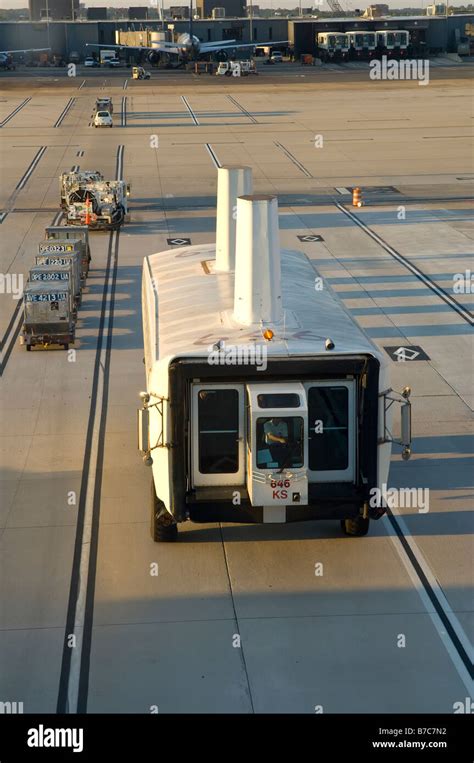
[29,263,78,314]
[95,97,113,114]
[270,51,283,63]
[84,57,99,68]
[317,32,349,61]
[63,179,130,230]
[132,66,150,79]
[99,50,118,66]
[36,242,83,298]
[138,167,412,542]
[21,281,75,351]
[376,30,410,58]
[60,171,103,208]
[44,225,91,277]
[216,60,257,76]
[94,110,113,128]
[346,32,377,59]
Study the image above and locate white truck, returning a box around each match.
[138,167,412,541]
[216,60,257,76]
[100,50,119,66]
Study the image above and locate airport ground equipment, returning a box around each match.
[62,178,130,231]
[132,66,150,79]
[29,263,78,314]
[38,239,84,290]
[216,60,257,76]
[60,171,103,209]
[21,281,75,351]
[95,97,113,113]
[138,166,412,542]
[45,225,91,277]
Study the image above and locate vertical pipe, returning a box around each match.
[215,165,252,272]
[233,194,283,326]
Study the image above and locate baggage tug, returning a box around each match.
[138,167,412,541]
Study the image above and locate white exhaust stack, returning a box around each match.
[215,165,252,272]
[233,194,283,326]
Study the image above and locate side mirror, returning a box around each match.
[137,408,149,454]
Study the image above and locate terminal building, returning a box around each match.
[0,12,472,61]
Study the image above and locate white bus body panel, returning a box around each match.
[142,243,392,515]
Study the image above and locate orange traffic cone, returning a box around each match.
[85,196,91,225]
[352,187,363,208]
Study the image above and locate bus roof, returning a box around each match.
[144,243,385,365]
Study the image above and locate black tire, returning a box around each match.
[341,516,370,537]
[26,344,31,351]
[64,343,69,351]
[150,479,178,542]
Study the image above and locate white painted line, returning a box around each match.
[66,232,118,712]
[336,187,350,195]
[383,510,473,695]
[54,98,76,128]
[116,144,124,180]
[335,201,474,325]
[181,95,199,126]
[123,79,128,90]
[78,80,86,90]
[15,146,47,191]
[0,304,23,373]
[121,96,127,128]
[205,143,220,168]
[0,97,31,128]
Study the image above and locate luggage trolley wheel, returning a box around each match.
[340,515,370,537]
[26,344,31,352]
[150,478,178,542]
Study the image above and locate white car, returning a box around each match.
[84,57,99,68]
[94,110,113,128]
[270,51,283,63]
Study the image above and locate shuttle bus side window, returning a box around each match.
[198,389,239,474]
[308,386,349,471]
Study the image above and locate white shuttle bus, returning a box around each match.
[138,167,412,541]
[317,33,350,62]
[376,30,410,57]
